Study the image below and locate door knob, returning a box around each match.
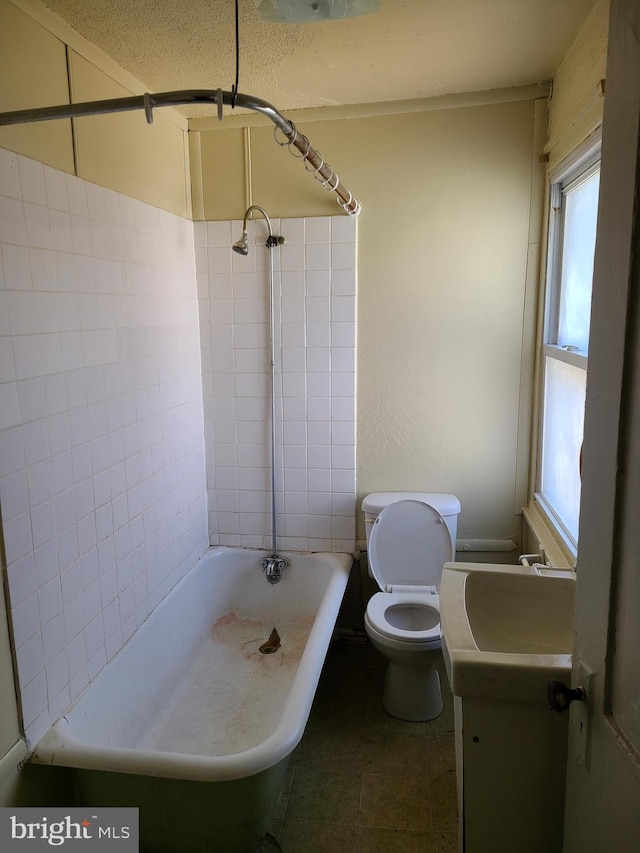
[547,678,586,713]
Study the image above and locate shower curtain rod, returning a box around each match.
[0,88,361,216]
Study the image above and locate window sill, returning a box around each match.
[522,499,576,569]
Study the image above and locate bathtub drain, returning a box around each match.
[259,627,281,655]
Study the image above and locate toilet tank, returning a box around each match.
[362,492,461,564]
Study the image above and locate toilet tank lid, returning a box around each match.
[362,492,461,517]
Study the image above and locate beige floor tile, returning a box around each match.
[281,819,358,852]
[434,830,458,852]
[272,640,459,849]
[294,719,365,772]
[427,712,458,832]
[306,692,368,728]
[356,825,435,852]
[425,708,455,741]
[359,773,432,832]
[427,730,456,776]
[362,730,428,776]
[287,766,361,824]
[320,639,380,686]
[429,764,458,834]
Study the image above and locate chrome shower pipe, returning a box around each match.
[233,207,287,576]
[0,89,361,215]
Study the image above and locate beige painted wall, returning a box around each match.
[69,52,190,217]
[0,1,73,172]
[195,127,247,221]
[194,98,542,545]
[0,0,190,217]
[355,103,537,543]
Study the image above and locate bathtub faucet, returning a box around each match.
[261,554,289,584]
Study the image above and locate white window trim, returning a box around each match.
[543,344,588,371]
[522,500,576,568]
[527,129,602,565]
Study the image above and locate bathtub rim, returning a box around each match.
[29,546,352,783]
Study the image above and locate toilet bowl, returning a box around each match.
[363,493,461,721]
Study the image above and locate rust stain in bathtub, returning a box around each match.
[211,611,314,665]
[218,616,318,754]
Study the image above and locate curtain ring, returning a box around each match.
[273,125,290,147]
[337,191,353,208]
[305,152,324,173]
[324,171,339,191]
[143,93,153,125]
[216,88,224,122]
[319,169,335,189]
[288,133,310,159]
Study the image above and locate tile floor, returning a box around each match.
[269,638,458,852]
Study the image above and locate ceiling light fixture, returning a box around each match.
[254,0,378,23]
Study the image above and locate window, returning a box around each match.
[536,140,601,550]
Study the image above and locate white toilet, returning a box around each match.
[363,492,461,721]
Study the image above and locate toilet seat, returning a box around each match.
[366,591,441,643]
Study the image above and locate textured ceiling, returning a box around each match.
[42,0,598,118]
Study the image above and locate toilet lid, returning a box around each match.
[368,499,454,590]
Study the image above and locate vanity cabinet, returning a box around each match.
[454,695,568,853]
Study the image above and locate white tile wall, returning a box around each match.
[196,215,357,554]
[0,148,209,746]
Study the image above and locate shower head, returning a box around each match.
[232,231,249,255]
[232,206,285,255]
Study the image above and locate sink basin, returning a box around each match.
[465,570,574,654]
[440,562,576,702]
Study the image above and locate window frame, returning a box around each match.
[533,133,602,557]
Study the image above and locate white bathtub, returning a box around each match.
[31,546,352,852]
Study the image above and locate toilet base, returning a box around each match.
[383,662,443,722]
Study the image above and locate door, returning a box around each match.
[563,0,640,848]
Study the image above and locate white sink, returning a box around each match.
[440,562,576,702]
